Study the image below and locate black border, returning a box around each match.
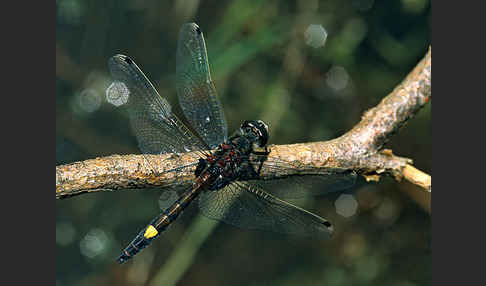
[5,1,53,284]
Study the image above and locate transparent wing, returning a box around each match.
[240,154,358,199]
[176,23,228,148]
[198,181,333,237]
[108,54,209,154]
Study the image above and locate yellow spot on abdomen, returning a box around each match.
[144,225,158,239]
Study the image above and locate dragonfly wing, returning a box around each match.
[198,181,333,238]
[245,155,357,198]
[176,23,228,148]
[108,54,208,154]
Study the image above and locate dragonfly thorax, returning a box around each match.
[195,145,242,191]
[194,120,269,191]
[196,120,269,190]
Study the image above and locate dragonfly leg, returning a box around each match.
[252,145,270,156]
[251,146,270,175]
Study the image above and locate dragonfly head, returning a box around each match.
[240,120,269,148]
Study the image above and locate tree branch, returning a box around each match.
[56,47,431,208]
[402,164,431,192]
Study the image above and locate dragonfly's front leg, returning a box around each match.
[251,146,271,176]
[252,146,270,156]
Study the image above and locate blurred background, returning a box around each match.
[56,0,431,285]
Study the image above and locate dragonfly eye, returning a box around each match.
[256,120,269,147]
[240,120,269,147]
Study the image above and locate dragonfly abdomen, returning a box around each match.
[117,227,156,263]
[154,187,200,229]
[117,193,199,264]
[117,172,212,264]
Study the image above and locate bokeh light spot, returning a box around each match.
[335,194,358,217]
[106,81,129,106]
[305,24,328,48]
[56,222,76,246]
[76,89,101,113]
[352,0,375,12]
[326,66,350,91]
[79,228,109,259]
[159,191,179,210]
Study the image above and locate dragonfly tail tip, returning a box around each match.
[117,254,130,264]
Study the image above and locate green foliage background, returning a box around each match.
[56,0,430,285]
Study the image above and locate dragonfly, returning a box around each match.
[108,23,356,264]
